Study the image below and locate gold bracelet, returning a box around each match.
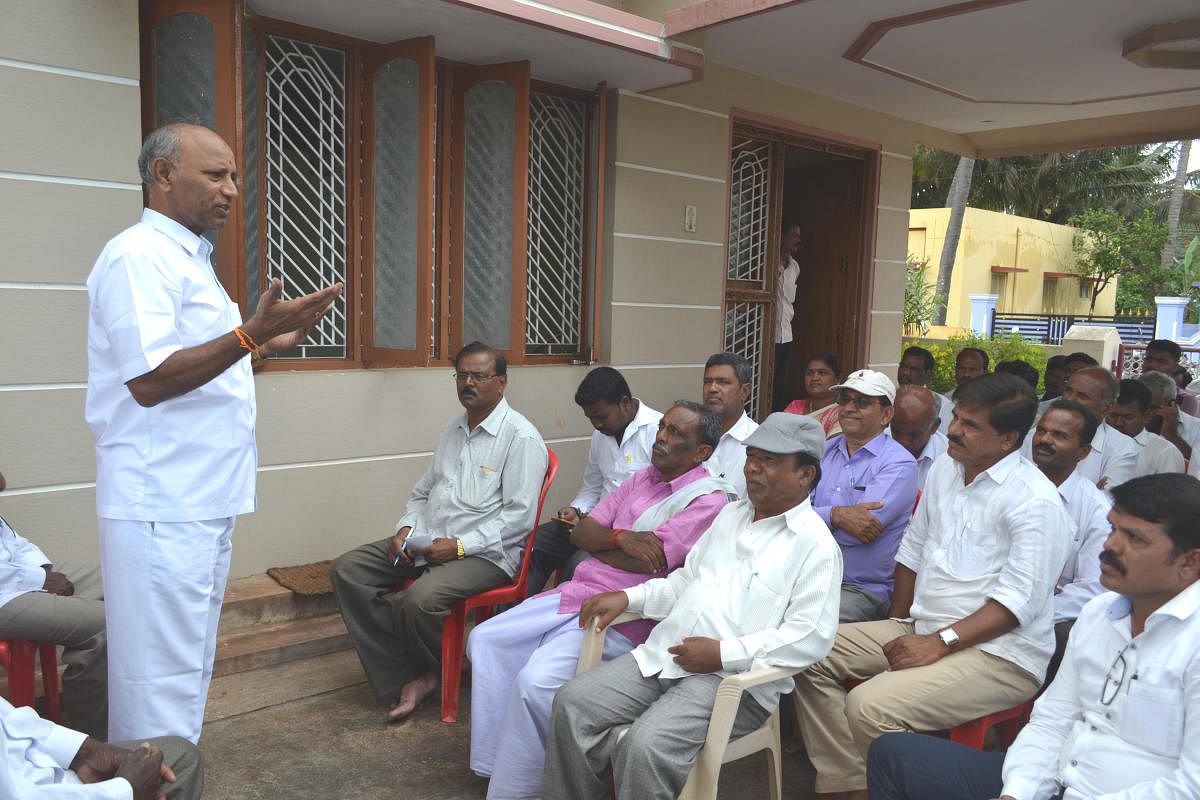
[455,539,466,560]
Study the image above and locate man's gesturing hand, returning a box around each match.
[244,277,344,358]
[578,591,629,631]
[388,527,413,567]
[613,530,667,573]
[667,637,722,673]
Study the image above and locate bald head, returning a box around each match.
[890,385,940,459]
[1062,366,1118,417]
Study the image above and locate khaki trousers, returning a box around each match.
[792,619,1041,793]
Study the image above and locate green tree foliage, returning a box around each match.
[903,254,946,336]
[1069,209,1168,314]
[912,332,1048,395]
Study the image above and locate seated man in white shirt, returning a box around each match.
[542,414,842,800]
[793,373,1072,800]
[526,367,662,594]
[897,346,953,432]
[0,469,106,740]
[1107,378,1184,476]
[1,697,202,799]
[330,342,548,723]
[701,352,759,496]
[1023,366,1138,491]
[1141,369,1200,470]
[1028,400,1113,681]
[889,386,947,491]
[866,472,1200,800]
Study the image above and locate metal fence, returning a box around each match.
[990,312,1154,346]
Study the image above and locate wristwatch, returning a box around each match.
[938,627,960,650]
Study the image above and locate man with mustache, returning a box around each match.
[467,401,729,800]
[86,123,343,742]
[866,472,1200,800]
[330,342,548,723]
[1022,366,1137,492]
[793,373,1072,800]
[700,352,759,497]
[525,367,662,595]
[543,413,841,800]
[1028,400,1112,680]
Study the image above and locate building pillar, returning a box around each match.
[1154,296,1189,341]
[968,293,999,337]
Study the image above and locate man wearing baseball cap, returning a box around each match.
[543,414,843,800]
[811,370,917,622]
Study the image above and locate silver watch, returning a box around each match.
[938,627,960,649]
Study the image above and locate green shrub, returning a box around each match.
[908,332,1048,395]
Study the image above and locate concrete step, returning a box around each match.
[213,613,351,679]
[218,573,340,635]
[204,648,366,723]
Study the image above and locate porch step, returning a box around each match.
[213,613,351,678]
[218,573,340,635]
[205,648,365,723]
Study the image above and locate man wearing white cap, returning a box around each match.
[811,370,918,622]
[543,413,843,800]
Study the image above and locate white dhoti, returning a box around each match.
[467,593,634,800]
[99,516,234,743]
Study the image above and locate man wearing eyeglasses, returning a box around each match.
[793,373,1072,800]
[330,341,548,723]
[866,472,1200,800]
[810,370,917,623]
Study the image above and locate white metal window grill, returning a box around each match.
[526,91,587,356]
[727,139,771,285]
[264,35,348,358]
[724,302,765,420]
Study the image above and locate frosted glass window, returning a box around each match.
[462,80,515,350]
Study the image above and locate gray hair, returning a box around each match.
[138,126,184,185]
[672,399,723,450]
[1139,370,1178,403]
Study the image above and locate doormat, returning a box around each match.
[266,560,334,596]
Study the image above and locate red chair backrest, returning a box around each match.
[509,450,559,591]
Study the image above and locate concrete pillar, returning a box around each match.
[1154,296,1189,341]
[968,293,999,337]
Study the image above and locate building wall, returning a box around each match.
[909,207,1117,332]
[3,5,960,578]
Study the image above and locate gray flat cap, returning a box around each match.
[743,412,825,460]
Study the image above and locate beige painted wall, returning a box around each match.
[4,5,962,578]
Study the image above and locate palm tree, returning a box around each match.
[932,156,973,326]
[1162,140,1193,269]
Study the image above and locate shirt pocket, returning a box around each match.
[464,463,502,509]
[940,532,1001,581]
[738,570,787,628]
[1119,679,1183,757]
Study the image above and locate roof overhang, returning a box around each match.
[247,0,701,91]
[663,0,1200,156]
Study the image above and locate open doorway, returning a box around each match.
[724,121,876,418]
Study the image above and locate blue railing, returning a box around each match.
[989,312,1154,346]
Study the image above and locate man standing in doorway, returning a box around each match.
[86,123,343,742]
[772,219,801,411]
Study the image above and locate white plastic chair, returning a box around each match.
[575,612,793,800]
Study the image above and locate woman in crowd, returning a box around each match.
[784,352,842,439]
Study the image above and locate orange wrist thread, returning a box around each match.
[610,529,625,548]
[234,327,262,360]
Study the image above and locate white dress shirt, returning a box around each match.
[934,391,954,433]
[1132,429,1184,476]
[705,411,758,498]
[1024,421,1137,492]
[569,399,662,514]
[0,515,50,610]
[396,397,548,577]
[624,497,842,712]
[1001,583,1200,800]
[774,256,800,344]
[1052,469,1112,624]
[0,698,130,799]
[896,450,1072,680]
[85,209,256,522]
[914,432,948,491]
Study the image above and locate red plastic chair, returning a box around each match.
[439,450,558,722]
[946,699,1034,749]
[0,639,61,721]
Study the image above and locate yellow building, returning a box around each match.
[910,207,1117,334]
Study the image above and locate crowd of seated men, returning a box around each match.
[8,338,1198,800]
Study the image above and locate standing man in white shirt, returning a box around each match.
[542,413,842,800]
[888,386,947,491]
[866,472,1200,800]
[1107,379,1184,476]
[526,367,662,594]
[85,124,343,742]
[1028,400,1112,680]
[772,220,802,412]
[1023,366,1137,491]
[331,342,548,723]
[701,352,759,497]
[792,373,1072,800]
